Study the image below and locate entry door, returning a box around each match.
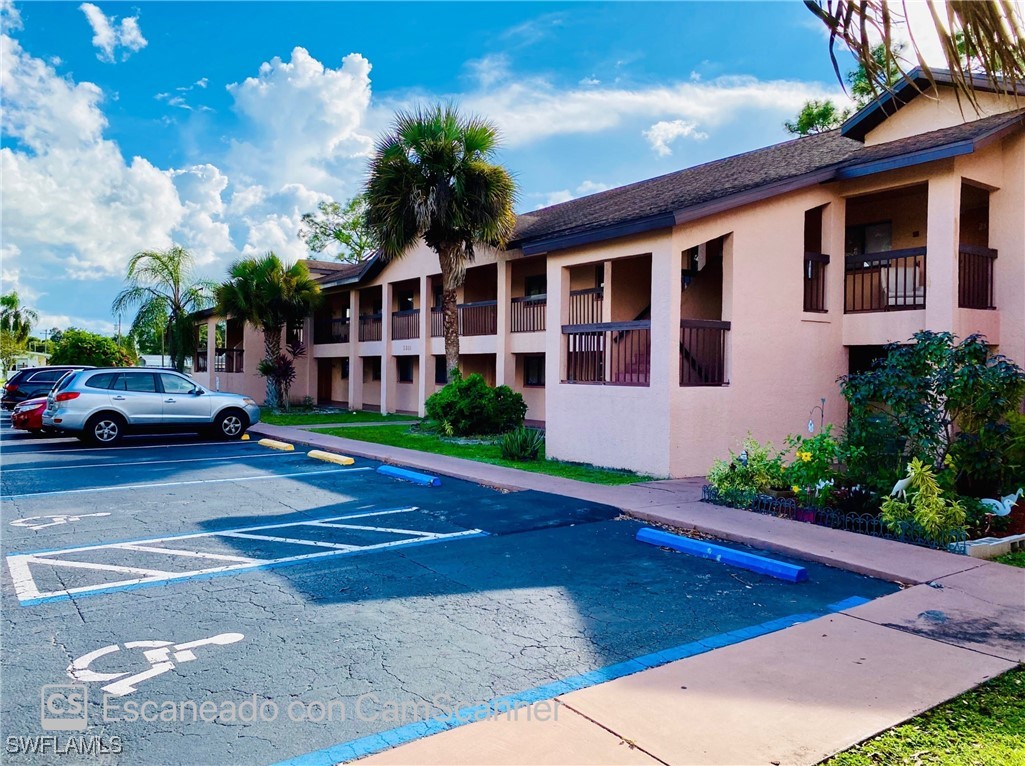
[317,360,334,404]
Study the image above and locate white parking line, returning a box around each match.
[4,440,252,455]
[7,507,486,603]
[1,467,372,500]
[1,451,300,474]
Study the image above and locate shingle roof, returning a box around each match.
[510,109,1024,251]
[304,259,367,282]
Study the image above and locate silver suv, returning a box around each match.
[43,368,261,445]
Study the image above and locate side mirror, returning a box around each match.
[192,387,205,396]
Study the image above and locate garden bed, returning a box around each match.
[702,485,968,554]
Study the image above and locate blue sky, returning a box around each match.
[2,1,863,334]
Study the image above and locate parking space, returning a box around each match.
[1,417,899,765]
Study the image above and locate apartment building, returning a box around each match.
[192,71,1025,478]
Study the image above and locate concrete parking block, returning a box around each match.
[307,449,355,465]
[258,437,295,451]
[555,613,1013,766]
[841,562,1025,662]
[360,701,662,766]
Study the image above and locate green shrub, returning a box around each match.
[500,427,545,461]
[707,437,789,500]
[881,458,966,543]
[424,372,527,436]
[785,426,842,506]
[49,328,134,367]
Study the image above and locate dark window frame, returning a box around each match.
[523,355,545,387]
[397,356,414,383]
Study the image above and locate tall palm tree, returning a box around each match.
[806,1,1025,109]
[1,291,39,345]
[365,104,517,377]
[215,252,321,406]
[112,246,214,373]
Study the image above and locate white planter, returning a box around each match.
[962,533,1025,559]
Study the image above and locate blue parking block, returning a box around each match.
[376,465,442,486]
[635,527,809,583]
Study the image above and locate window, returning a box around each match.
[523,355,545,387]
[433,285,443,308]
[397,291,415,311]
[845,222,892,257]
[524,274,547,297]
[160,374,196,394]
[366,357,381,382]
[397,357,414,383]
[803,206,829,313]
[435,356,448,385]
[28,370,63,384]
[84,373,117,390]
[340,358,350,379]
[113,373,157,392]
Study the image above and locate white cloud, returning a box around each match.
[459,74,839,147]
[226,47,374,195]
[79,3,148,63]
[36,312,116,335]
[643,119,708,156]
[578,75,601,87]
[1,0,21,31]
[532,180,610,209]
[466,54,510,88]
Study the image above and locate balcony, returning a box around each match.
[958,245,997,310]
[194,348,208,373]
[844,248,927,313]
[510,295,546,333]
[392,309,420,340]
[430,301,498,337]
[314,318,350,345]
[358,313,383,342]
[564,320,650,386]
[568,287,603,324]
[214,348,243,373]
[679,319,730,386]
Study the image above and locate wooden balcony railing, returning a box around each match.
[958,245,997,310]
[358,313,382,342]
[194,349,208,373]
[563,320,650,386]
[803,253,829,313]
[510,295,547,333]
[214,348,243,373]
[844,247,926,313]
[313,318,350,344]
[430,302,499,337]
[458,300,498,336]
[568,287,603,324]
[680,319,730,386]
[392,309,420,340]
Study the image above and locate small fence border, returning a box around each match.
[701,485,967,555]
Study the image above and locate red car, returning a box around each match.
[11,396,47,434]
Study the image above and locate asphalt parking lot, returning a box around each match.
[1,416,898,765]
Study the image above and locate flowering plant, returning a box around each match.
[785,427,842,506]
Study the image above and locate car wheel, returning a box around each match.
[215,409,247,440]
[84,413,126,446]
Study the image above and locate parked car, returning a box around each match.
[2,366,93,410]
[43,368,261,445]
[11,396,48,434]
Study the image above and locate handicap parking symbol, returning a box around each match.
[67,633,244,697]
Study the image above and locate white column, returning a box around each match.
[381,283,393,415]
[417,274,429,416]
[347,290,361,409]
[496,258,513,387]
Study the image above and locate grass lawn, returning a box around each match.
[312,424,653,485]
[260,408,418,426]
[824,667,1025,766]
[994,550,1025,568]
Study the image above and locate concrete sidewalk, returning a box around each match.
[250,423,1024,765]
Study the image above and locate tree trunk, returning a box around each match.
[263,328,281,407]
[437,246,464,380]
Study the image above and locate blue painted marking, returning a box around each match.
[376,465,441,487]
[827,595,872,611]
[635,527,809,583]
[18,532,489,606]
[273,598,864,766]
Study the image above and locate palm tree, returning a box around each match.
[1,291,39,345]
[215,252,321,407]
[806,1,1024,108]
[365,104,517,377]
[112,246,214,373]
